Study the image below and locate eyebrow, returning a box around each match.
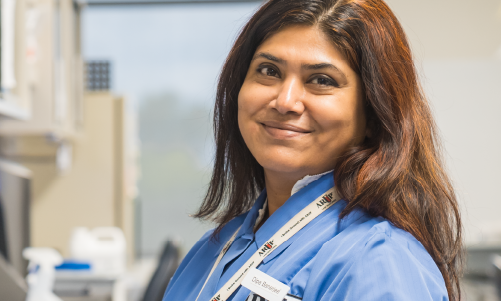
[252,52,285,64]
[301,62,340,72]
[252,52,347,79]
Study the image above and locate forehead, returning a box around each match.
[255,25,349,67]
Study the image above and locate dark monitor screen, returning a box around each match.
[0,159,31,276]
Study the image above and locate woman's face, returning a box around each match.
[238,25,367,178]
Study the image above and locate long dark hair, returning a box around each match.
[194,0,463,299]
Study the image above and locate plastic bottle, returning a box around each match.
[23,247,64,301]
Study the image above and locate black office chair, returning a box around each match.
[142,240,181,301]
[0,196,8,261]
[494,255,501,299]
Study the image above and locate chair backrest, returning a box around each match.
[142,240,181,301]
[0,196,8,261]
[494,255,501,299]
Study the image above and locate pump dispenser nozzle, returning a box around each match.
[23,248,63,301]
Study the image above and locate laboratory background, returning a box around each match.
[0,0,500,300]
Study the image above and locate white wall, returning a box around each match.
[386,0,501,244]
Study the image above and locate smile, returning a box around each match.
[260,121,312,139]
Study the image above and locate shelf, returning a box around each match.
[0,158,32,179]
[0,126,77,141]
[0,99,30,121]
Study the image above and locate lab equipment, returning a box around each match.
[70,227,126,275]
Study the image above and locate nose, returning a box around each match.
[273,77,305,115]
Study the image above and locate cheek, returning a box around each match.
[310,92,366,142]
[237,82,260,137]
[237,83,251,127]
[309,96,350,126]
[349,90,367,142]
[238,82,275,125]
[239,81,274,107]
[237,82,252,115]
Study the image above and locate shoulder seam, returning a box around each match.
[363,224,392,247]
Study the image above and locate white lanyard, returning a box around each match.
[196,187,340,301]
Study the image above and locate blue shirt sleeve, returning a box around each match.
[303,226,448,301]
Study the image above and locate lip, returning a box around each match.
[261,121,312,139]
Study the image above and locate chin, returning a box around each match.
[255,153,309,175]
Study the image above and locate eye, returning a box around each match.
[310,76,339,87]
[257,65,280,78]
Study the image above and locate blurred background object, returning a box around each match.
[140,240,179,301]
[23,247,64,301]
[0,0,500,300]
[85,61,111,91]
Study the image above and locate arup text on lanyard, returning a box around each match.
[196,187,341,301]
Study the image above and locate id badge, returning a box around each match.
[245,293,302,301]
[242,268,302,301]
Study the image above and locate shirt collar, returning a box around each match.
[252,169,334,232]
[290,169,334,195]
[235,171,335,246]
[235,171,335,243]
[236,189,267,241]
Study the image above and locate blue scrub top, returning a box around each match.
[163,172,448,301]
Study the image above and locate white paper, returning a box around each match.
[1,0,17,89]
[242,268,289,301]
[56,142,72,173]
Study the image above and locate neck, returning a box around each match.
[264,170,303,216]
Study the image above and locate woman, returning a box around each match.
[163,0,463,300]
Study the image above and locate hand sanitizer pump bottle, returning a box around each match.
[23,248,64,301]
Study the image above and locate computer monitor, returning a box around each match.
[0,252,27,301]
[0,159,31,276]
[0,159,30,300]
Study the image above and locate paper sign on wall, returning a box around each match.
[1,0,18,89]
